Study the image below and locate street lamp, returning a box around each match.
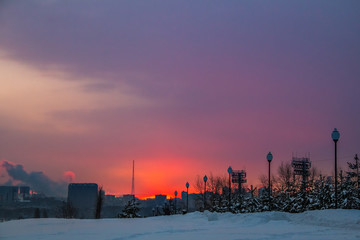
[203,175,208,210]
[332,128,340,209]
[227,166,233,211]
[267,152,273,210]
[186,182,189,213]
[174,190,178,214]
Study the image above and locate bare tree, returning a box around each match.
[208,173,227,194]
[58,201,77,218]
[194,175,204,194]
[258,174,268,188]
[95,186,103,219]
[193,173,227,211]
[277,161,292,192]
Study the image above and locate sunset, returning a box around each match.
[0,1,360,239]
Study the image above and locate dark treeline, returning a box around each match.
[193,156,360,213]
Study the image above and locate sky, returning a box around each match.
[0,0,359,198]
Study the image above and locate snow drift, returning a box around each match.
[1,209,359,240]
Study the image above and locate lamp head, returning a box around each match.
[267,152,273,162]
[332,128,340,142]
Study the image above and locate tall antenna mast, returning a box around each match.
[131,160,135,196]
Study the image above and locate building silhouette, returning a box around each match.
[155,194,167,206]
[67,183,98,218]
[0,186,30,203]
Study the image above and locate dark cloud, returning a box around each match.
[1,160,67,197]
[0,0,359,112]
[1,1,359,82]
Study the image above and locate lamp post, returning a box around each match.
[332,128,340,209]
[186,182,189,213]
[203,175,208,210]
[174,190,178,214]
[227,166,233,211]
[267,152,273,210]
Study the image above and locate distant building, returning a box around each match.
[180,191,199,212]
[67,183,98,219]
[0,186,19,203]
[19,186,30,200]
[105,194,115,204]
[105,194,115,200]
[155,194,166,206]
[0,186,30,203]
[181,191,187,200]
[122,194,135,204]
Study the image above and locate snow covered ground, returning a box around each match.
[1,210,360,240]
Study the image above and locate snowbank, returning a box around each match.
[1,210,359,240]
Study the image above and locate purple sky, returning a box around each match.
[0,1,359,197]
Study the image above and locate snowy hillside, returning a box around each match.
[1,210,360,240]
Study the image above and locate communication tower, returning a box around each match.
[131,160,135,196]
[291,155,311,190]
[231,170,247,193]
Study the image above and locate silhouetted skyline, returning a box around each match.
[0,1,359,198]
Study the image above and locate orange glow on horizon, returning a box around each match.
[136,194,180,200]
[75,156,264,200]
[137,195,156,200]
[104,192,186,200]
